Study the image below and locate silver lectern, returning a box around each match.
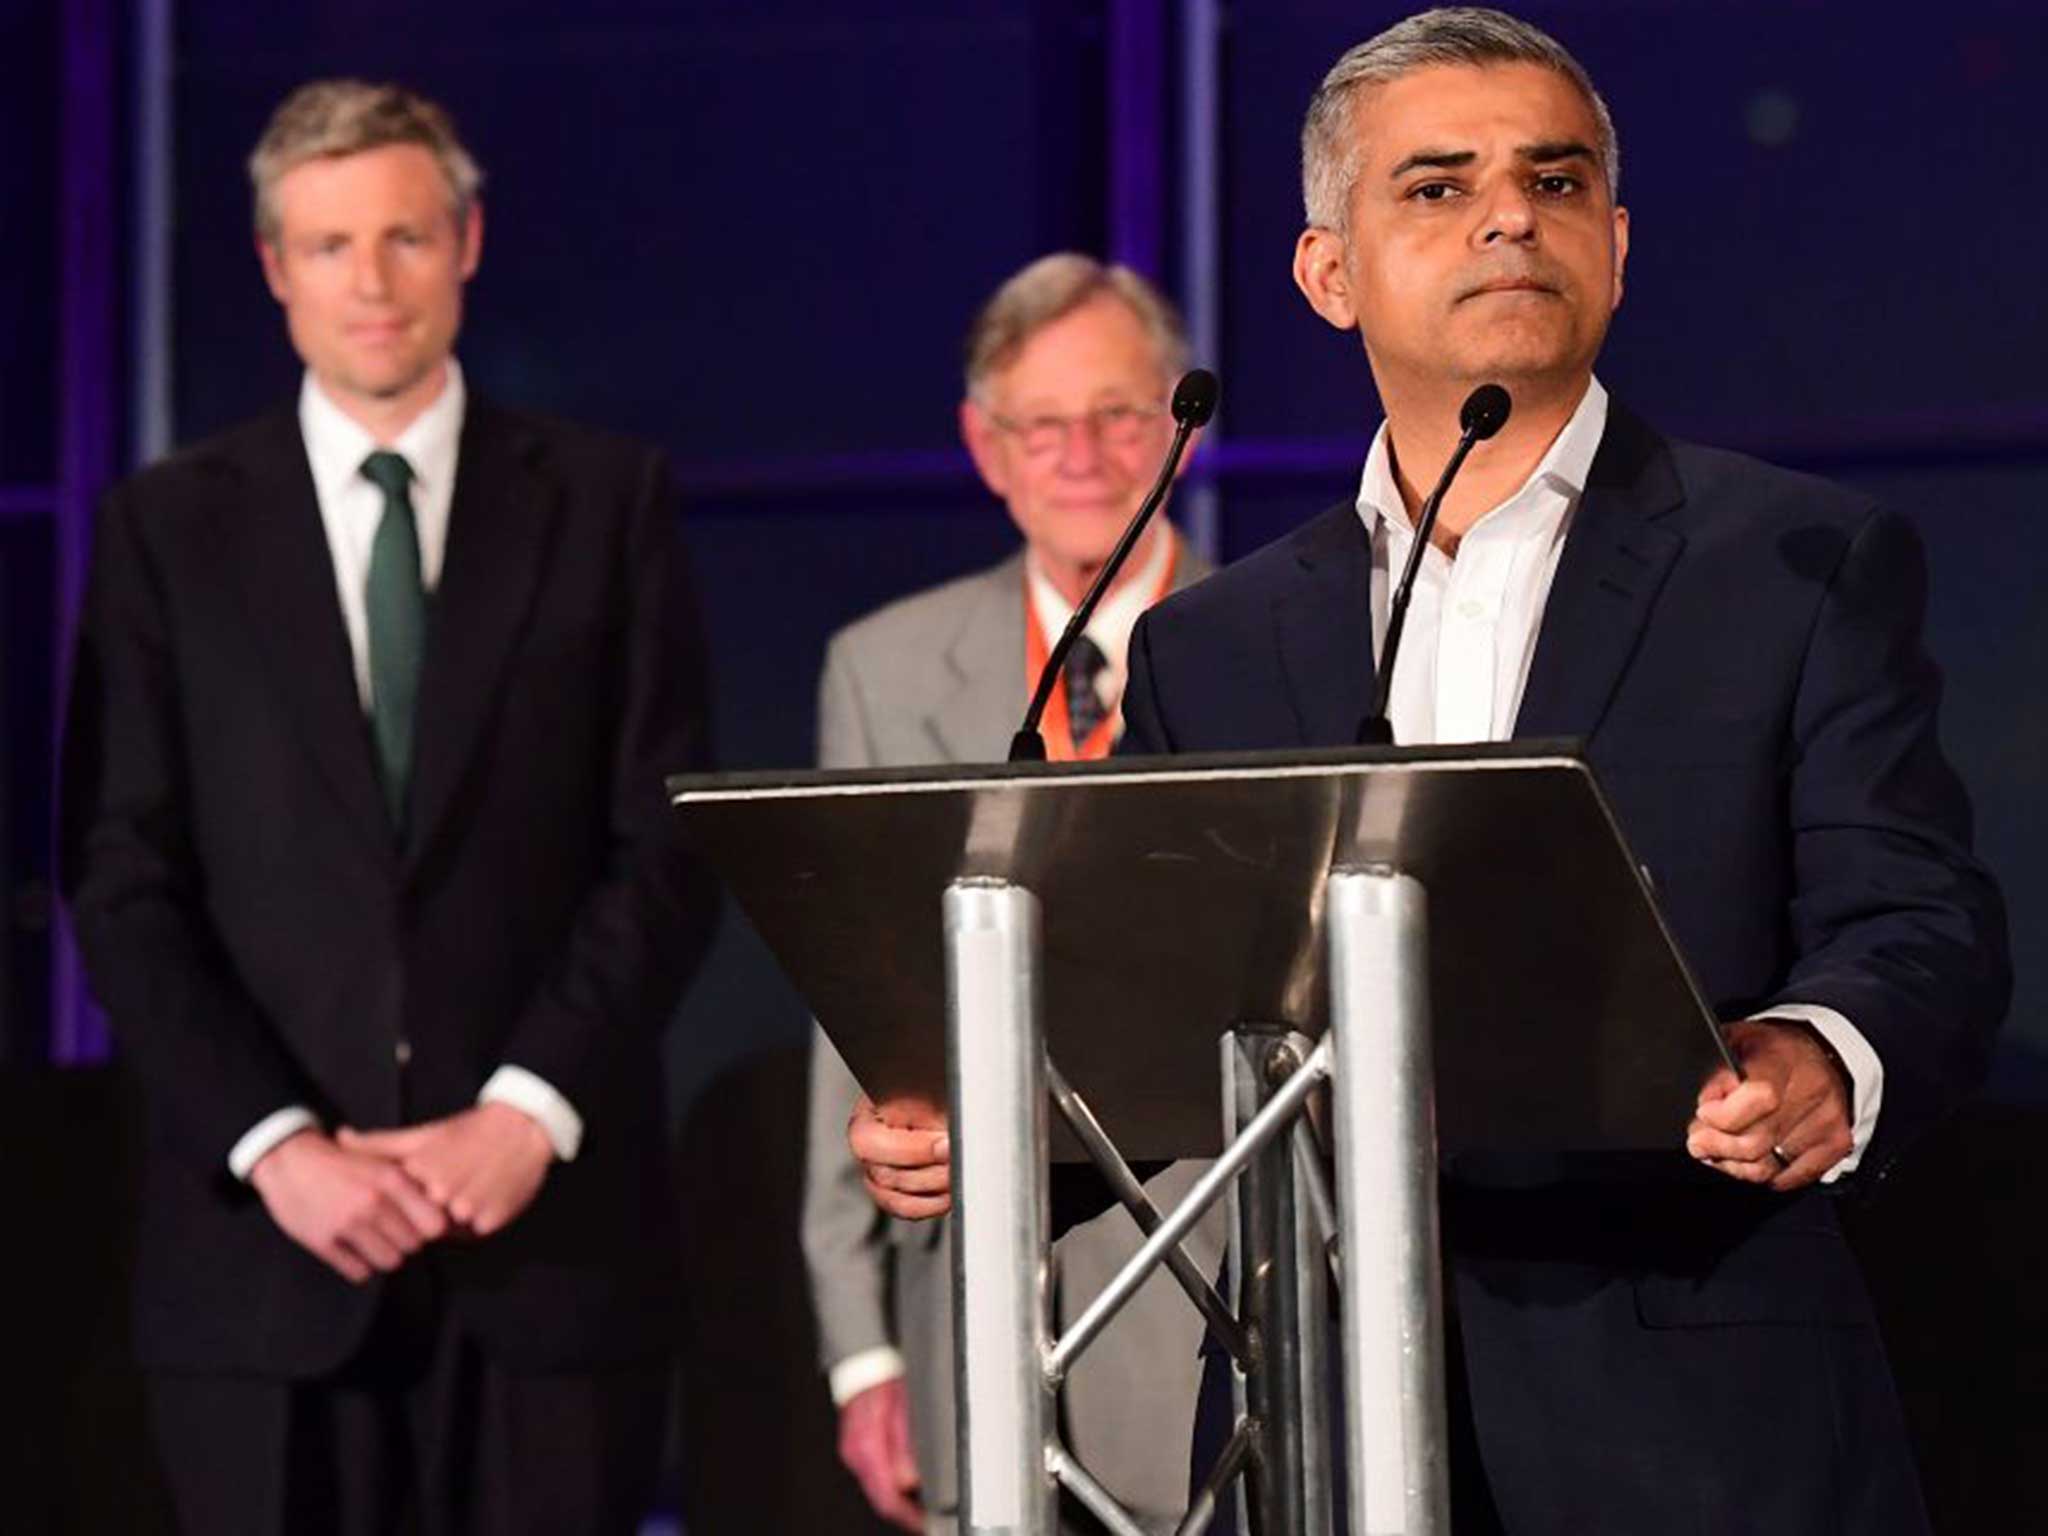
[670,742,1729,1536]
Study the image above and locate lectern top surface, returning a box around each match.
[670,744,1727,1160]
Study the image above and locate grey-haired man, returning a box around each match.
[804,253,1221,1534]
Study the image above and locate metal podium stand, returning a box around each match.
[671,743,1730,1536]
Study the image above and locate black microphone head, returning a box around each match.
[1171,369,1220,428]
[1460,383,1512,441]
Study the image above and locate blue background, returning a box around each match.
[7,0,2045,1092]
[8,3,2046,1527]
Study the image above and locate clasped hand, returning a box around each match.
[250,1102,554,1284]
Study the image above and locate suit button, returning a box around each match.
[395,1039,413,1066]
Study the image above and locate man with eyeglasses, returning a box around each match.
[801,252,1219,1534]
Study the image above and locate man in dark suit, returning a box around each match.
[60,80,714,1534]
[855,10,2009,1533]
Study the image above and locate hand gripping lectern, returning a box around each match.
[669,743,1729,1536]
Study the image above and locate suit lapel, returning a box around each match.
[221,412,395,862]
[403,402,560,868]
[927,557,1026,764]
[1514,404,1686,740]
[1271,503,1378,748]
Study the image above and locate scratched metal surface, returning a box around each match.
[671,745,1725,1160]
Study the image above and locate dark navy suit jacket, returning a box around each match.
[1128,403,2008,1534]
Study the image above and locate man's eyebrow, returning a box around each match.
[1385,141,1598,180]
[1518,139,1596,164]
[1387,148,1475,180]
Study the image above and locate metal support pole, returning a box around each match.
[1048,1059,1252,1368]
[1224,1028,1308,1535]
[1051,1037,1327,1383]
[1049,1443,1153,1536]
[132,0,175,466]
[1295,1116,1343,1290]
[1288,1055,1335,1536]
[1178,1418,1258,1536]
[1326,868,1450,1536]
[1178,0,1224,562]
[946,879,1055,1536]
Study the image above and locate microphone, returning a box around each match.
[1008,369,1219,762]
[1356,383,1512,746]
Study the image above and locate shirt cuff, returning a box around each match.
[1757,1004,1882,1183]
[828,1346,908,1407]
[228,1106,321,1182]
[479,1065,583,1162]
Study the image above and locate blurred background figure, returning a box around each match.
[803,253,1220,1535]
[59,79,714,1535]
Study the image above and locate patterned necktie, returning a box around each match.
[360,450,425,829]
[1064,634,1112,746]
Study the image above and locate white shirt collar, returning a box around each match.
[298,358,467,508]
[1355,375,1608,541]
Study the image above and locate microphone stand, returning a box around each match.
[1009,371,1217,763]
[1357,384,1512,745]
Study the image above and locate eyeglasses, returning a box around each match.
[988,402,1168,458]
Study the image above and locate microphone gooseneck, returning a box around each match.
[1008,368,1219,763]
[1356,383,1514,745]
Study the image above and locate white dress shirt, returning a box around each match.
[1356,377,1880,1180]
[225,363,583,1180]
[299,360,464,707]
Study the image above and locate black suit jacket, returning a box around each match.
[61,399,716,1378]
[1130,404,2008,1531]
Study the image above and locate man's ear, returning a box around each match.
[257,236,290,305]
[458,200,484,281]
[1293,225,1359,332]
[959,398,1012,500]
[1608,202,1629,313]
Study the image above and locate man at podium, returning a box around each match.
[852,9,2009,1535]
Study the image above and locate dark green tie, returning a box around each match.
[360,450,425,829]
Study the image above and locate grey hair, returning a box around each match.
[964,253,1190,402]
[1301,6,1620,230]
[250,79,483,243]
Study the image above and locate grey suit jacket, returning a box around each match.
[800,541,1222,1527]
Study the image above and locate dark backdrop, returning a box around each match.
[6,1,2046,1528]
[149,0,2048,1096]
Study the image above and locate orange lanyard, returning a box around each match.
[1022,531,1178,762]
